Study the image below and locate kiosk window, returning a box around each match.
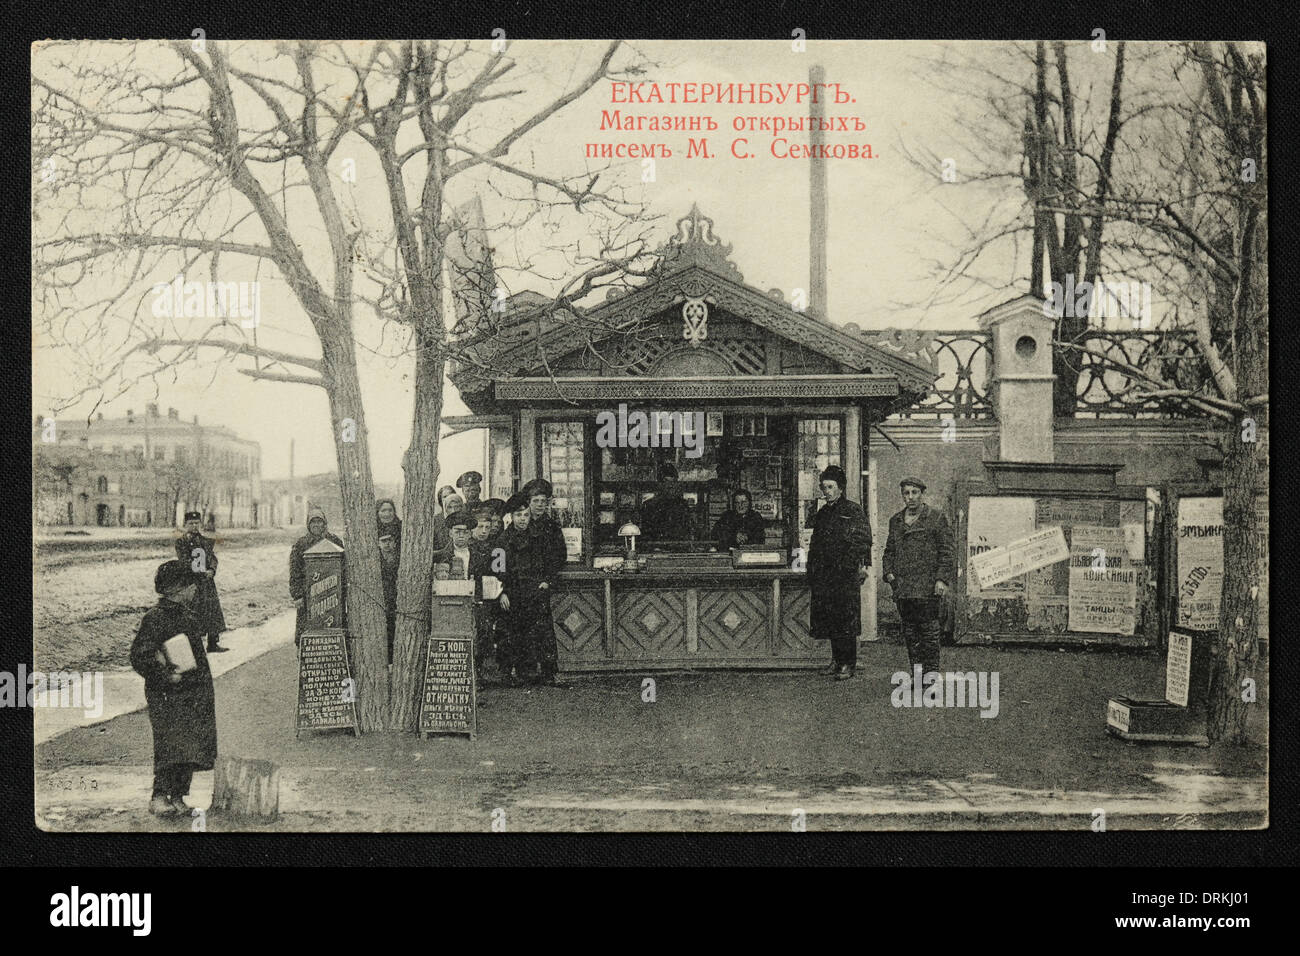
[541,422,587,562]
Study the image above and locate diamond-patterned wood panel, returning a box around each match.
[553,588,605,661]
[696,588,768,655]
[614,589,687,658]
[778,585,818,655]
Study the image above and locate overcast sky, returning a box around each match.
[34,39,1084,486]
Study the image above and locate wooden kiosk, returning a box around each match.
[448,207,933,671]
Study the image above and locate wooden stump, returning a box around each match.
[211,755,280,822]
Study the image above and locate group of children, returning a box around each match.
[380,472,570,688]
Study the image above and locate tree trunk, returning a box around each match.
[319,325,390,732]
[1207,417,1263,744]
[390,341,447,731]
[211,755,280,821]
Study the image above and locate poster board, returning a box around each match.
[304,540,345,630]
[1176,497,1223,630]
[962,493,1149,641]
[1165,630,1192,707]
[295,628,358,736]
[418,596,477,738]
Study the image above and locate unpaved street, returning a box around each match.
[34,529,298,671]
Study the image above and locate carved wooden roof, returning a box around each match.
[449,206,935,408]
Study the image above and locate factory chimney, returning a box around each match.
[808,65,829,320]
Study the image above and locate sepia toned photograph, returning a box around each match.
[29,35,1267,834]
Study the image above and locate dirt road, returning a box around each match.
[34,530,299,672]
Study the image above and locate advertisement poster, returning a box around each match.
[969,525,1069,590]
[1177,497,1223,629]
[965,496,1037,596]
[1067,525,1137,635]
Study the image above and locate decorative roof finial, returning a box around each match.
[657,205,744,282]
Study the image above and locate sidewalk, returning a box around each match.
[33,610,295,745]
[34,637,1268,831]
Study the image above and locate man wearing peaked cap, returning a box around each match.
[456,471,484,507]
[499,481,568,687]
[883,475,955,679]
[176,510,227,653]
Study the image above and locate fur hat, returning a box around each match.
[155,559,193,594]
[819,465,848,489]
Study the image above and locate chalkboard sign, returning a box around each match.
[419,595,477,739]
[296,628,358,736]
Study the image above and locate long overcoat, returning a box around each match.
[806,496,873,640]
[175,532,227,635]
[129,600,217,770]
[500,517,567,649]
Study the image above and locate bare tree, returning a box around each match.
[33,39,657,731]
[907,40,1267,743]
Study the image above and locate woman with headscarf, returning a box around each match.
[438,485,465,518]
[377,498,403,548]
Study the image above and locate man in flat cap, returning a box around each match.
[499,483,568,686]
[130,560,217,816]
[883,477,956,679]
[806,464,874,679]
[176,511,228,653]
[456,471,484,509]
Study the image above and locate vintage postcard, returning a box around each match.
[30,36,1267,834]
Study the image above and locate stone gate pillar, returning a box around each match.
[978,294,1057,462]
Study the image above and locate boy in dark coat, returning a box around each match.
[470,502,504,682]
[176,511,228,653]
[806,465,873,679]
[130,560,217,816]
[289,506,345,646]
[499,482,568,686]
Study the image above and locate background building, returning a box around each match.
[33,404,263,528]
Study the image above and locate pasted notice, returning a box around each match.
[969,526,1069,590]
[1177,497,1223,629]
[296,629,357,733]
[419,637,477,737]
[1166,631,1192,707]
[965,497,1036,597]
[1067,525,1137,635]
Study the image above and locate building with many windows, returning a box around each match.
[34,404,263,528]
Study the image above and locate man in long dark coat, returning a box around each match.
[806,465,873,680]
[176,511,228,653]
[289,506,344,646]
[882,477,956,678]
[499,481,568,687]
[129,560,217,816]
